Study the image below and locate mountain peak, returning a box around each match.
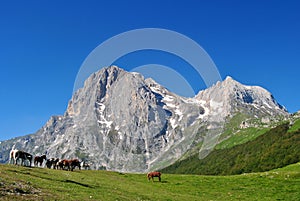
[196,75,287,119]
[225,76,234,81]
[222,76,243,87]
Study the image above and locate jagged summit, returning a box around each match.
[225,75,234,80]
[0,66,289,172]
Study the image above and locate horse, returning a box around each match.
[34,155,47,167]
[70,159,81,171]
[46,158,59,169]
[147,171,161,182]
[14,150,33,166]
[61,159,81,171]
[46,158,52,169]
[51,158,60,169]
[57,159,64,170]
[80,161,91,170]
[9,148,18,164]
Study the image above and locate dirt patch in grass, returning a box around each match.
[0,179,45,201]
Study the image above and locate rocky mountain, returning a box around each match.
[0,66,289,172]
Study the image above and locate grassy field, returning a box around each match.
[0,163,299,201]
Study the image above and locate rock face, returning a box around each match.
[196,76,286,117]
[0,66,288,172]
[194,76,288,158]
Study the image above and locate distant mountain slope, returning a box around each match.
[0,66,289,173]
[161,122,300,175]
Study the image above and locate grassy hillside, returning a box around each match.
[0,163,299,201]
[288,118,300,133]
[161,123,300,175]
[215,127,270,150]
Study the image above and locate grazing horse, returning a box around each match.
[34,155,47,167]
[14,150,33,166]
[147,172,162,182]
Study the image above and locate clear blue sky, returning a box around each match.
[0,0,299,141]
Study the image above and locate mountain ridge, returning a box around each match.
[0,66,289,172]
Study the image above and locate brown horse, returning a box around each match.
[147,171,161,182]
[34,155,47,167]
[61,159,81,171]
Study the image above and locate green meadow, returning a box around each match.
[0,163,299,201]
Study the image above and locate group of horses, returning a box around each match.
[9,148,90,171]
[45,158,85,171]
[9,147,162,181]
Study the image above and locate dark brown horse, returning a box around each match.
[34,155,47,167]
[14,150,33,166]
[57,159,64,170]
[46,158,59,169]
[147,171,161,182]
[70,159,81,171]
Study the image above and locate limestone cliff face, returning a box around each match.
[0,67,288,172]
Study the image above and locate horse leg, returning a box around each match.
[24,155,27,166]
[9,153,12,164]
[9,157,13,164]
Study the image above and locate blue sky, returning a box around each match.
[0,0,299,141]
